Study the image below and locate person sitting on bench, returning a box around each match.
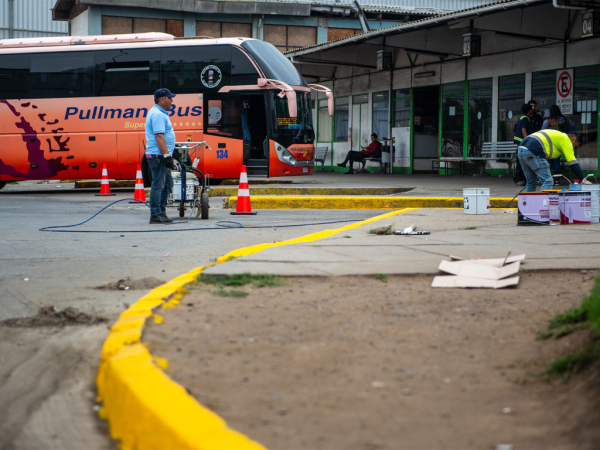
[337,133,382,174]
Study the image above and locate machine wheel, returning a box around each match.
[201,192,209,220]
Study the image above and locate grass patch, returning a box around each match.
[212,288,248,298]
[8,181,19,185]
[368,225,395,235]
[546,351,592,382]
[582,274,600,335]
[537,322,589,340]
[371,273,388,282]
[198,273,281,288]
[548,307,587,329]
[463,226,478,230]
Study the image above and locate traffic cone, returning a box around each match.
[132,165,146,202]
[95,164,115,196]
[230,165,257,215]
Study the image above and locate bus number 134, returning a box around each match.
[216,150,228,159]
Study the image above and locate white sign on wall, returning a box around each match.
[556,69,573,115]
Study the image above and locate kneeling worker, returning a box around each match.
[517,129,587,192]
[145,88,177,224]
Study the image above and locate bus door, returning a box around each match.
[68,132,117,180]
[202,93,246,178]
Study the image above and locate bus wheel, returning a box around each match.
[201,192,209,220]
[0,181,6,191]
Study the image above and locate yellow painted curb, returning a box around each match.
[96,208,414,450]
[224,196,514,210]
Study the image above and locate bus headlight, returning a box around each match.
[280,148,297,166]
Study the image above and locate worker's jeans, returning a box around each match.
[518,147,552,192]
[147,155,173,217]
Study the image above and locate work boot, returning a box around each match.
[159,213,173,223]
[149,215,162,224]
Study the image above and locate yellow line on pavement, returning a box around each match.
[96,208,414,450]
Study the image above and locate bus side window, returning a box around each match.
[231,48,259,86]
[30,54,94,99]
[94,49,160,97]
[0,54,30,99]
[205,99,243,139]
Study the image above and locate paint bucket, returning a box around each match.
[517,192,549,226]
[558,191,591,224]
[543,190,561,222]
[574,185,600,223]
[463,188,490,215]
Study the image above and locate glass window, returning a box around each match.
[30,53,94,98]
[532,70,555,85]
[232,48,260,86]
[372,92,389,138]
[241,40,308,88]
[334,97,349,142]
[498,75,525,141]
[0,54,30,99]
[442,84,464,157]
[468,79,492,157]
[318,98,332,142]
[353,94,368,104]
[161,46,232,94]
[394,89,410,127]
[572,66,598,161]
[95,49,160,96]
[499,74,525,89]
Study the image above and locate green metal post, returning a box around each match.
[464,59,469,159]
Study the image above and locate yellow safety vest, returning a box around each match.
[529,129,577,162]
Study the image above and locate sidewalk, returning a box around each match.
[202,209,600,276]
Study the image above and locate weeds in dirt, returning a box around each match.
[368,225,395,235]
[372,274,388,282]
[212,288,249,298]
[463,226,478,230]
[546,351,592,382]
[199,273,281,288]
[548,307,587,329]
[541,273,600,381]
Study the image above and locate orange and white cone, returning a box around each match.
[230,165,257,215]
[95,164,115,196]
[133,165,146,202]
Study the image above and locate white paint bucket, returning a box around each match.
[517,192,549,226]
[463,188,490,215]
[558,191,591,224]
[543,190,561,222]
[584,185,599,223]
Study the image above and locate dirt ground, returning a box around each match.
[144,271,600,450]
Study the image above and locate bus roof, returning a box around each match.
[0,33,252,53]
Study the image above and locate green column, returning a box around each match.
[463,59,469,159]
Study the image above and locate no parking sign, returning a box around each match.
[556,69,573,115]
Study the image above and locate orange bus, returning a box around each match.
[0,33,332,190]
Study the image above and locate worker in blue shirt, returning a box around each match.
[145,88,177,224]
[512,103,534,186]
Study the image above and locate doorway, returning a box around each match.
[412,86,440,172]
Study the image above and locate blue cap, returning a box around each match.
[154,88,176,100]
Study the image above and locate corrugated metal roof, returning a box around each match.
[0,0,68,39]
[286,0,547,56]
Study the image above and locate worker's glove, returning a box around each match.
[164,156,175,170]
[582,178,592,185]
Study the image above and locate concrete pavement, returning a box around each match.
[202,209,600,277]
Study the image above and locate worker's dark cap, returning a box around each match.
[154,88,176,100]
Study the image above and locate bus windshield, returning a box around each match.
[268,91,314,148]
[241,40,308,88]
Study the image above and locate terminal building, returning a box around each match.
[287,0,600,175]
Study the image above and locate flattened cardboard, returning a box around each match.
[432,275,520,289]
[449,254,525,266]
[438,260,520,280]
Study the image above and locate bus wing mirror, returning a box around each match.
[308,84,333,117]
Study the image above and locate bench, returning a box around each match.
[430,157,470,176]
[361,143,394,173]
[315,146,328,171]
[468,142,517,177]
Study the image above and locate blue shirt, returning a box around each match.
[145,105,175,156]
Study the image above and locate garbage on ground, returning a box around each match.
[396,225,431,235]
[432,253,524,289]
